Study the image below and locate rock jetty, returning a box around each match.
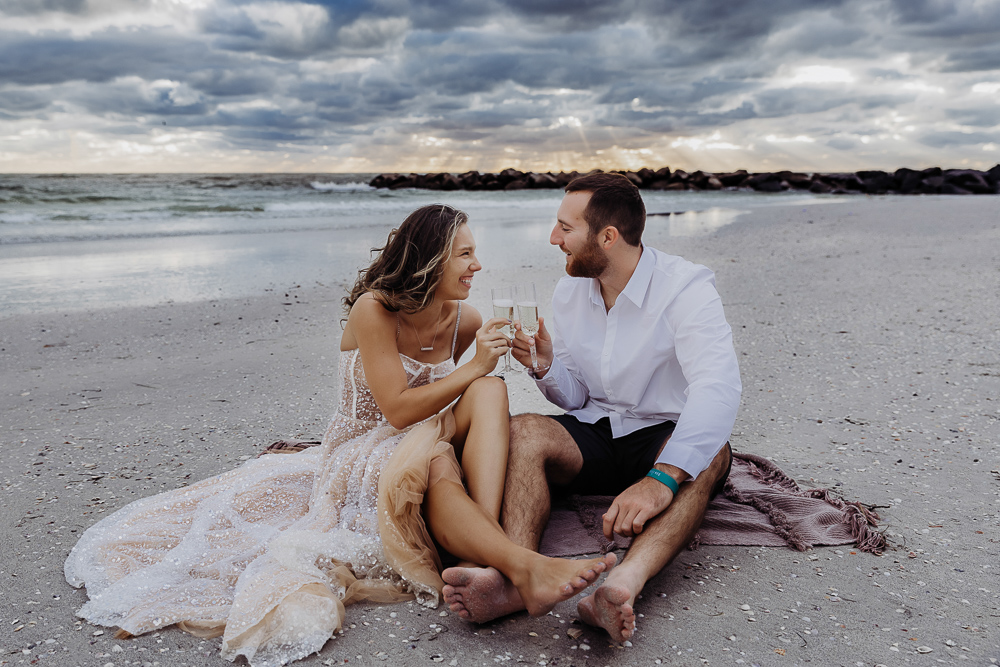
[369,166,1000,195]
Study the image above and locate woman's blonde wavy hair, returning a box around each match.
[344,204,468,316]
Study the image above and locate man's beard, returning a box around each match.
[566,233,609,278]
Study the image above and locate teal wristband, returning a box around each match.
[646,468,679,495]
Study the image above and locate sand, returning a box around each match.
[2,196,998,666]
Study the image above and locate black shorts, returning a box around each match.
[552,414,731,497]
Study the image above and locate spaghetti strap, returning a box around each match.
[450,302,462,358]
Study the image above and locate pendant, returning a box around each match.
[420,346,434,351]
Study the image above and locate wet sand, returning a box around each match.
[2,196,998,665]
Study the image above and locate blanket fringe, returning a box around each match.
[727,453,885,555]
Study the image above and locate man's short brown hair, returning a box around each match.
[565,172,645,246]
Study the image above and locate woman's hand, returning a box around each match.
[512,316,553,376]
[470,317,512,376]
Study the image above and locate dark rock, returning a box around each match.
[747,173,789,192]
[921,175,944,193]
[526,172,560,189]
[943,169,993,194]
[986,164,1000,186]
[370,173,406,189]
[368,165,1000,194]
[555,171,579,187]
[688,171,709,188]
[439,173,461,191]
[388,174,419,189]
[776,171,812,189]
[636,168,656,186]
[857,170,893,194]
[824,173,864,191]
[458,171,482,189]
[755,179,790,193]
[940,183,973,195]
[716,170,749,187]
[497,169,524,185]
[622,171,644,187]
[894,168,923,194]
[809,179,832,194]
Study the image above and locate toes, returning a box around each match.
[441,568,471,586]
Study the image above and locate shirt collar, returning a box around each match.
[587,245,654,309]
[619,245,654,308]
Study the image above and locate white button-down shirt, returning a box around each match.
[535,246,742,480]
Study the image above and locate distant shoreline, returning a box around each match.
[369,165,1000,195]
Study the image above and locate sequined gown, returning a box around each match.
[65,312,466,667]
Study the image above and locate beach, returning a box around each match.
[2,195,998,665]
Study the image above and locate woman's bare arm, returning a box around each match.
[347,295,508,429]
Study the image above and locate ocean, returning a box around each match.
[0,173,826,317]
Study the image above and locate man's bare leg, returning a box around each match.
[442,414,581,622]
[577,444,732,642]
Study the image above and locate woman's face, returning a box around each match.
[436,223,481,301]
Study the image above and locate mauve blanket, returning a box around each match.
[539,452,885,558]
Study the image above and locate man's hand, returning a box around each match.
[602,465,685,539]
[511,316,554,376]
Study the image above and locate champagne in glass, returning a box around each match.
[490,286,516,375]
[516,283,539,370]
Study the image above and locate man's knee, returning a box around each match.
[510,413,582,482]
[707,442,733,488]
[509,413,567,457]
[510,412,550,438]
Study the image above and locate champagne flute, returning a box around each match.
[516,283,540,371]
[490,286,517,376]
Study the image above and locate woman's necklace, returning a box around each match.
[406,307,443,351]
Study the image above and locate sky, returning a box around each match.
[2,0,1000,174]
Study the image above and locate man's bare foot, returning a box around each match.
[442,567,523,623]
[577,584,637,643]
[516,553,616,617]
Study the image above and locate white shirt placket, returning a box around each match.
[601,303,619,433]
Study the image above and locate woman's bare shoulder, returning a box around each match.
[459,302,483,333]
[342,293,396,350]
[349,293,395,322]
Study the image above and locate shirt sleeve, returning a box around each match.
[533,305,590,410]
[655,277,743,479]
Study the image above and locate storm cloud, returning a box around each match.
[1,0,998,172]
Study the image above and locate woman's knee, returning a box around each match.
[466,375,509,407]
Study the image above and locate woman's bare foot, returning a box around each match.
[443,553,616,622]
[576,567,638,643]
[442,567,523,623]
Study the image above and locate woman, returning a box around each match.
[65,205,614,667]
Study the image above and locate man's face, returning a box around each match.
[551,191,609,278]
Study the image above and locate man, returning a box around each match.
[442,172,741,643]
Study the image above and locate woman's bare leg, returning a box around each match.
[424,470,614,618]
[450,376,509,521]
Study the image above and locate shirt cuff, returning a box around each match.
[532,354,566,386]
